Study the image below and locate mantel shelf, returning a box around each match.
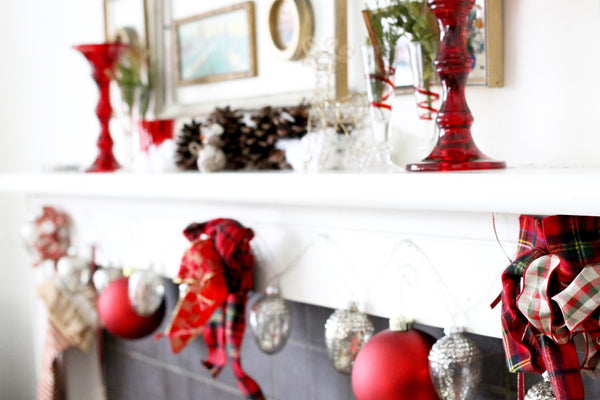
[2,168,597,338]
[0,168,598,216]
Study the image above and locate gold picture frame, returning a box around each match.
[103,0,149,49]
[151,0,347,116]
[267,0,314,61]
[466,0,504,87]
[172,2,257,86]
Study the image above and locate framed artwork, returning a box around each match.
[151,0,347,117]
[466,0,504,87]
[394,0,503,93]
[173,2,257,86]
[104,0,149,49]
[267,0,314,61]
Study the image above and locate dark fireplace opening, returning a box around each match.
[101,279,597,400]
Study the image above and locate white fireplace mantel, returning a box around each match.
[2,168,599,339]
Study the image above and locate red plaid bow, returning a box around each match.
[501,215,600,400]
[162,219,264,400]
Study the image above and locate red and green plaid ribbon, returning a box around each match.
[184,219,265,400]
[501,215,600,400]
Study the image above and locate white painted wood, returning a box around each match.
[1,168,600,214]
[7,170,591,337]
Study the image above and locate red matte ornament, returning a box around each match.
[98,276,165,339]
[352,329,439,400]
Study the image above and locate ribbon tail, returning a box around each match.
[226,293,265,400]
[201,305,227,377]
[540,336,584,400]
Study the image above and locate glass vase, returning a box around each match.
[408,41,441,157]
[408,41,441,122]
[361,45,401,172]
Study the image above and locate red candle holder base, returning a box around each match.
[407,158,505,172]
[86,155,121,173]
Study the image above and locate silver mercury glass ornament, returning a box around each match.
[525,373,556,400]
[92,265,123,294]
[324,301,374,374]
[249,286,292,354]
[428,327,482,400]
[128,269,165,317]
[56,255,91,292]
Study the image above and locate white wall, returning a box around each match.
[0,0,599,398]
[0,1,104,399]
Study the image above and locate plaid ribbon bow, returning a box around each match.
[501,215,600,400]
[162,219,264,400]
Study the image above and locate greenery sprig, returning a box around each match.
[365,1,440,113]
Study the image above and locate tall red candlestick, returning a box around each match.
[407,0,505,172]
[74,43,126,173]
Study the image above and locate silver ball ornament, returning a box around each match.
[56,255,91,292]
[525,374,555,400]
[249,286,292,354]
[428,330,482,400]
[128,269,165,317]
[324,302,374,374]
[92,266,123,294]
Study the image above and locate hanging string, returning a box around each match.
[253,233,328,290]
[253,233,367,304]
[492,212,513,264]
[490,212,513,309]
[254,231,502,327]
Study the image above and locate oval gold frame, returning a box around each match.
[268,0,314,60]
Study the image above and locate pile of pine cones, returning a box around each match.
[175,102,310,172]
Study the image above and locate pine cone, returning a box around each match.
[175,119,202,170]
[243,106,285,170]
[275,101,310,139]
[206,106,246,170]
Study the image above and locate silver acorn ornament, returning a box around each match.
[428,328,482,400]
[128,269,165,317]
[525,373,555,400]
[249,286,292,354]
[324,301,374,374]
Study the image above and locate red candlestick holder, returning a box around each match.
[74,43,126,173]
[407,0,505,172]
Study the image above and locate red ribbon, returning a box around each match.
[414,86,440,120]
[366,68,396,110]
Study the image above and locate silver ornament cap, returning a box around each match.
[525,374,556,400]
[128,269,165,316]
[92,265,123,294]
[56,255,91,292]
[249,286,292,354]
[428,330,482,400]
[324,301,374,375]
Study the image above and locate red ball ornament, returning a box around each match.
[98,277,165,339]
[352,325,439,400]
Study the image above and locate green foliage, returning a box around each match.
[366,1,439,110]
[113,45,151,119]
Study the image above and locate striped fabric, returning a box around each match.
[37,320,72,400]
